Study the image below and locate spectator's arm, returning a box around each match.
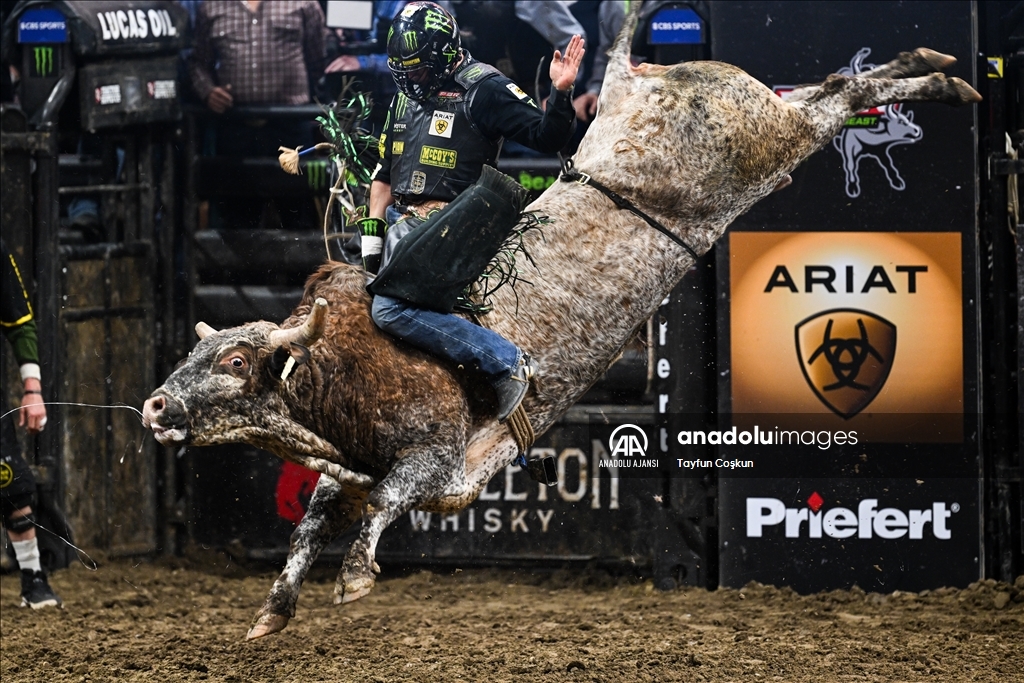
[186,5,217,103]
[302,0,328,84]
[357,54,392,74]
[514,1,586,53]
[586,0,628,95]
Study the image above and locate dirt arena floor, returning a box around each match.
[1,554,1021,682]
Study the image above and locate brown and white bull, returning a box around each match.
[143,4,980,639]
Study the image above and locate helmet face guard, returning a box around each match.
[387,2,461,100]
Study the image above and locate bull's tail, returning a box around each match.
[599,1,644,113]
[605,0,643,81]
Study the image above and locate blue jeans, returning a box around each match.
[371,295,521,383]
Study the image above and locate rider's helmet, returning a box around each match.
[386,2,461,100]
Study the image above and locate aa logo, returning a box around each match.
[796,308,896,419]
[609,424,648,458]
[0,462,13,488]
[33,46,54,77]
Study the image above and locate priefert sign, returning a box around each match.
[746,494,955,540]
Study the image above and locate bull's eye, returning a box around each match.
[218,352,250,374]
[174,358,187,370]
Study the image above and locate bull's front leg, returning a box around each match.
[247,476,368,640]
[336,444,464,604]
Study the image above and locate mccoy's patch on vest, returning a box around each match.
[419,146,457,169]
[430,111,454,138]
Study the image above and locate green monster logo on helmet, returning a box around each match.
[423,9,452,33]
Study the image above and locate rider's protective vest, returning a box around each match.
[388,57,503,203]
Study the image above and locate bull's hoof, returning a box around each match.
[246,612,291,640]
[335,574,376,605]
[915,48,956,72]
[772,174,793,193]
[948,77,982,104]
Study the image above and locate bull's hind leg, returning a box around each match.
[783,48,958,103]
[247,476,368,640]
[792,72,980,148]
[854,48,956,79]
[336,443,465,604]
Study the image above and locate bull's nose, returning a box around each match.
[142,391,186,428]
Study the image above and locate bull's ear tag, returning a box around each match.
[280,356,296,381]
[271,344,311,382]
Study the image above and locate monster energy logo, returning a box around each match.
[306,160,327,190]
[395,92,409,121]
[402,30,418,51]
[423,9,450,32]
[34,46,54,77]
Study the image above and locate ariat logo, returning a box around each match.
[33,46,54,76]
[430,111,454,138]
[506,83,529,100]
[796,309,896,419]
[0,462,13,487]
[306,160,327,190]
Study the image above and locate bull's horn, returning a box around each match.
[196,321,218,339]
[270,297,329,347]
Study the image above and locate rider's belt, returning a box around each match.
[396,199,449,220]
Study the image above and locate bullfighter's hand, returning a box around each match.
[550,35,585,92]
[207,85,233,114]
[20,388,47,434]
[574,91,599,122]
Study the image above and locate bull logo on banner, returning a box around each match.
[795,308,897,419]
[832,48,923,198]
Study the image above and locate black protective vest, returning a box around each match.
[389,57,503,202]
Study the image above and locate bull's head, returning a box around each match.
[142,298,329,448]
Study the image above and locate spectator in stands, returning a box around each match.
[321,0,408,131]
[187,0,327,231]
[1,240,62,609]
[573,0,628,123]
[365,1,583,423]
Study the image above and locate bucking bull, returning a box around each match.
[142,4,980,639]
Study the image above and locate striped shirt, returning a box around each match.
[188,0,326,106]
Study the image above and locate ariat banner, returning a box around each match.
[729,231,962,441]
